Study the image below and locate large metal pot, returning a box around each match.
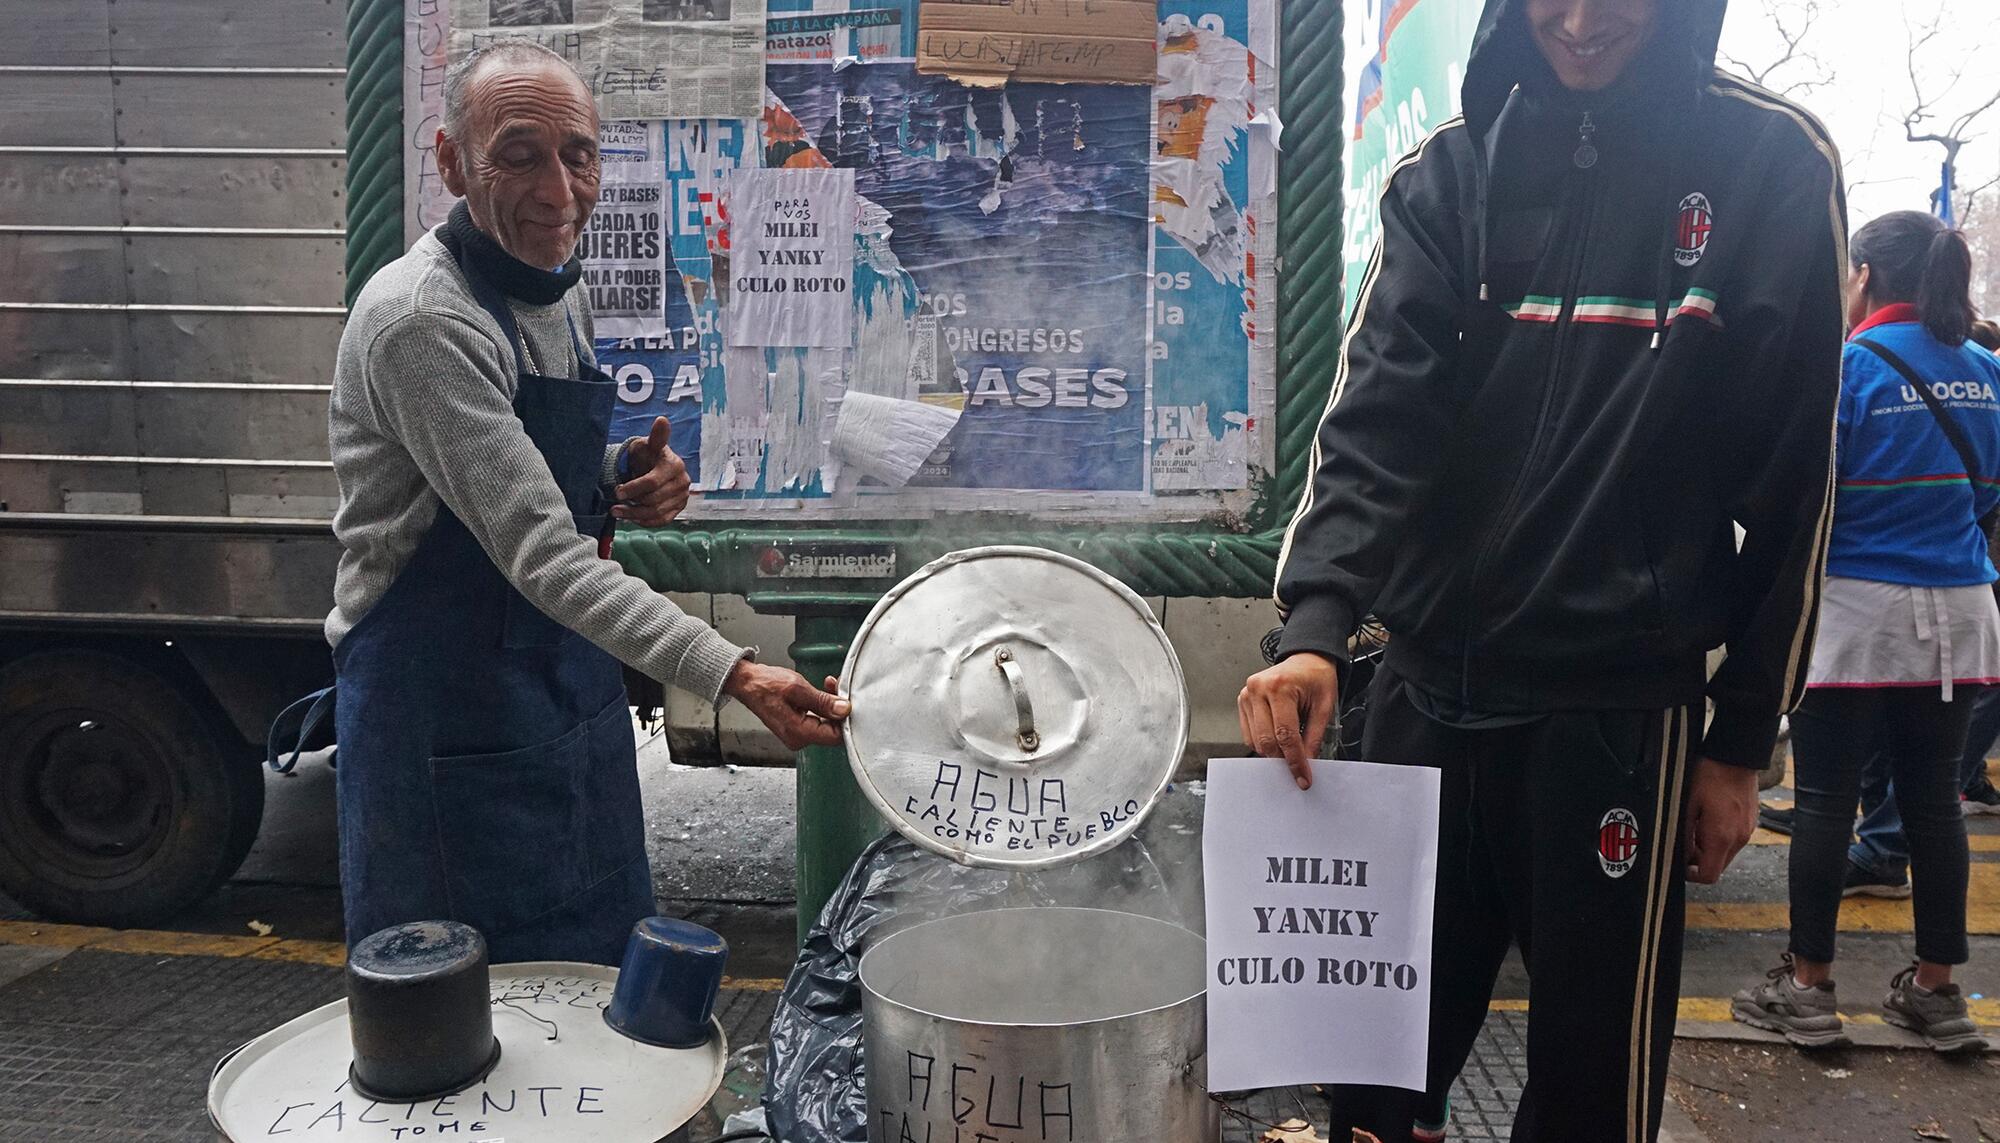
[860,907,1216,1143]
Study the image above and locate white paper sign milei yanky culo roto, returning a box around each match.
[1203,757,1441,1092]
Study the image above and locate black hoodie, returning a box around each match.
[1273,0,1845,768]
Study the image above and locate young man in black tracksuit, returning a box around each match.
[1238,1,1844,1140]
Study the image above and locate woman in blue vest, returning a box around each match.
[1734,210,1998,1052]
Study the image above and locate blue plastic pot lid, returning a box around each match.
[840,546,1189,869]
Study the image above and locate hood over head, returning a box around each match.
[1460,0,1729,138]
[1457,0,1731,348]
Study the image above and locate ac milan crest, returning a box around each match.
[1598,808,1641,879]
[1674,192,1714,267]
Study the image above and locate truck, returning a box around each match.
[0,1,350,926]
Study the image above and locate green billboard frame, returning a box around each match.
[341,0,1344,606]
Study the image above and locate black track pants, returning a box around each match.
[1787,685,1971,966]
[1326,667,1699,1143]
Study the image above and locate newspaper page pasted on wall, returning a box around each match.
[451,0,766,119]
[404,0,456,244]
[583,120,671,339]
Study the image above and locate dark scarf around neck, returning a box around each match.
[440,200,582,306]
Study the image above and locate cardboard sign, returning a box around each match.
[916,0,1158,86]
[1202,757,1441,1092]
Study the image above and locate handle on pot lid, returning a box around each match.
[839,546,1188,870]
[993,646,1040,754]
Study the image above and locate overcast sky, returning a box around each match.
[1714,0,2000,224]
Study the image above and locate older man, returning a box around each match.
[322,41,844,964]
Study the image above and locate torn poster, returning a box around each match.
[581,120,669,339]
[451,0,766,119]
[658,117,746,491]
[727,167,856,348]
[601,334,707,478]
[1145,0,1278,494]
[1153,14,1251,286]
[1152,401,1250,491]
[828,391,962,486]
[771,66,1153,492]
[917,0,1157,86]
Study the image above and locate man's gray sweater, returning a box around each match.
[327,229,745,704]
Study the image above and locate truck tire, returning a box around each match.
[0,650,264,927]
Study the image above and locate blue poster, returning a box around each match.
[767,65,1152,491]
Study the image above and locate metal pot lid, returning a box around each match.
[207,961,725,1142]
[840,546,1188,869]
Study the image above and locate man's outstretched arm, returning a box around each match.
[1246,122,1472,786]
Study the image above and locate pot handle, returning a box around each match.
[993,646,1040,753]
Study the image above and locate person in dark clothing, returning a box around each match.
[1732,211,1995,1054]
[1237,0,1845,1139]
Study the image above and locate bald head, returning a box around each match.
[437,43,600,268]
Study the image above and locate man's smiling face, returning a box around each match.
[438,58,601,268]
[1524,0,1660,92]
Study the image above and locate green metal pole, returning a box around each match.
[789,613,882,945]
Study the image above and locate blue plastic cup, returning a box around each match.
[604,917,728,1049]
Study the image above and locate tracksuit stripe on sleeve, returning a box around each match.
[1273,116,1468,610]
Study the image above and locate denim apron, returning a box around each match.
[306,249,654,965]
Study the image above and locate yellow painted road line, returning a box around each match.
[6,846,2000,969]
[1489,997,2000,1022]
[0,919,346,966]
[0,919,794,990]
[1673,996,2000,1026]
[1,920,1993,1033]
[1689,862,2000,934]
[1688,899,2000,935]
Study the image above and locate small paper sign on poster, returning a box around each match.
[1202,757,1441,1092]
[726,167,855,348]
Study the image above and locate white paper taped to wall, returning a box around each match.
[1248,107,1284,151]
[828,392,962,488]
[1248,108,1283,201]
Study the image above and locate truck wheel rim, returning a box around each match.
[2,709,176,881]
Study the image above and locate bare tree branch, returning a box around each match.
[1899,1,2000,215]
[1950,85,2000,142]
[1961,172,2000,228]
[1719,0,1833,98]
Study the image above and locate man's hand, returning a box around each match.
[1239,653,1341,790]
[724,661,849,750]
[1683,757,1758,884]
[614,416,692,526]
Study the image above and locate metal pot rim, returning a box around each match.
[857,907,1207,1030]
[837,546,1191,871]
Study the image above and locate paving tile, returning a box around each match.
[1218,1011,1530,1141]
